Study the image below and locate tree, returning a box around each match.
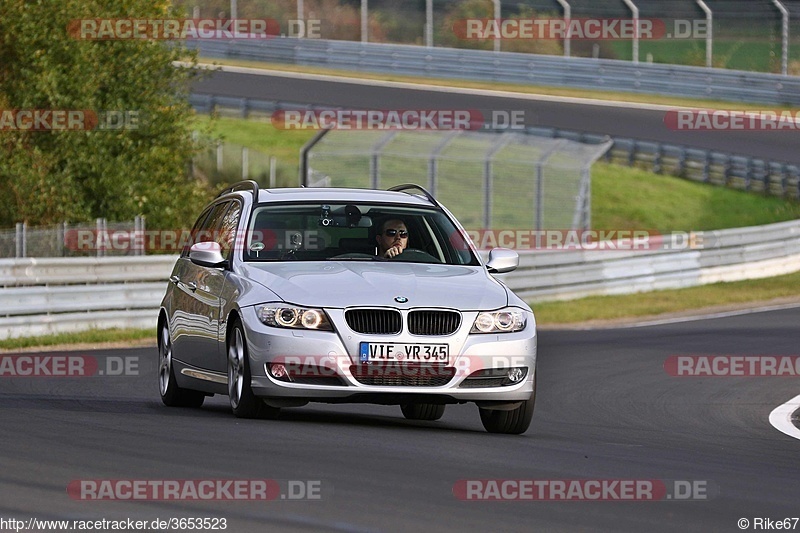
[0,0,211,229]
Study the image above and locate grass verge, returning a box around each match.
[532,271,800,325]
[0,328,154,351]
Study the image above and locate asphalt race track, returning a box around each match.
[193,68,800,165]
[1,308,798,532]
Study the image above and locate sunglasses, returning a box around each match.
[383,229,408,238]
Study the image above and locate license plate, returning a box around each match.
[359,342,449,363]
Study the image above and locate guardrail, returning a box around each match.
[190,38,800,106]
[496,219,800,300]
[0,256,177,340]
[1,220,799,339]
[189,93,800,199]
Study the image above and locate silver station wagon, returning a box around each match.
[158,182,537,434]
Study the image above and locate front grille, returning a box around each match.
[408,310,461,336]
[350,364,455,387]
[345,309,402,334]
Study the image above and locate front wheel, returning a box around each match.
[228,321,279,420]
[158,322,205,408]
[478,373,536,434]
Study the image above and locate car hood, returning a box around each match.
[238,261,508,310]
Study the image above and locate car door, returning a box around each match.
[203,200,242,373]
[171,201,230,370]
[169,205,212,365]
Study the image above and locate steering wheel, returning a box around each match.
[329,252,384,260]
[388,248,442,263]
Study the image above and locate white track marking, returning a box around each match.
[769,394,800,441]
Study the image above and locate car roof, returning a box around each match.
[252,187,437,207]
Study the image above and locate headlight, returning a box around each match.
[258,306,333,331]
[470,308,527,333]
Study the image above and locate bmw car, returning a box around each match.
[158,181,537,434]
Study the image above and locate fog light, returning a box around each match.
[507,367,525,384]
[268,363,292,382]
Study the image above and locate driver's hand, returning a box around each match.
[383,245,404,258]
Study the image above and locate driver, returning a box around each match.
[376,218,409,258]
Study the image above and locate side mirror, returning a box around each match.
[189,241,226,268]
[486,248,519,274]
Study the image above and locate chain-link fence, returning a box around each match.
[190,132,280,188]
[302,129,612,231]
[0,218,146,258]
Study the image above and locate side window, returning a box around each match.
[218,202,242,261]
[181,207,213,257]
[183,202,229,257]
[201,203,230,245]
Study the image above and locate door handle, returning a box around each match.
[169,275,180,284]
[187,281,198,291]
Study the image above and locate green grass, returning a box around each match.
[192,115,313,188]
[609,39,800,73]
[0,328,154,351]
[592,163,800,231]
[193,115,800,232]
[533,271,800,325]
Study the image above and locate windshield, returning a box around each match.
[244,203,479,266]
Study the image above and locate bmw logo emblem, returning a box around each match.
[394,296,408,303]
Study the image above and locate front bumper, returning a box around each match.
[239,306,537,403]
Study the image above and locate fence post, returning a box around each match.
[556,0,571,57]
[622,0,640,63]
[134,215,147,256]
[15,222,26,258]
[696,1,713,67]
[370,131,398,189]
[57,222,66,257]
[96,218,106,258]
[270,156,277,188]
[217,142,224,173]
[242,146,249,180]
[492,0,501,52]
[772,0,789,75]
[425,0,433,47]
[361,0,368,43]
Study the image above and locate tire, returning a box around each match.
[227,320,280,420]
[401,403,446,421]
[158,322,205,408]
[478,373,536,435]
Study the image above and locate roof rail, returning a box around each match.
[387,184,440,208]
[217,180,259,199]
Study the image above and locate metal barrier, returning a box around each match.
[494,219,800,300]
[0,256,177,340]
[190,38,800,105]
[1,219,799,338]
[190,93,800,199]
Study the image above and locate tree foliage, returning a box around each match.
[0,0,211,229]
